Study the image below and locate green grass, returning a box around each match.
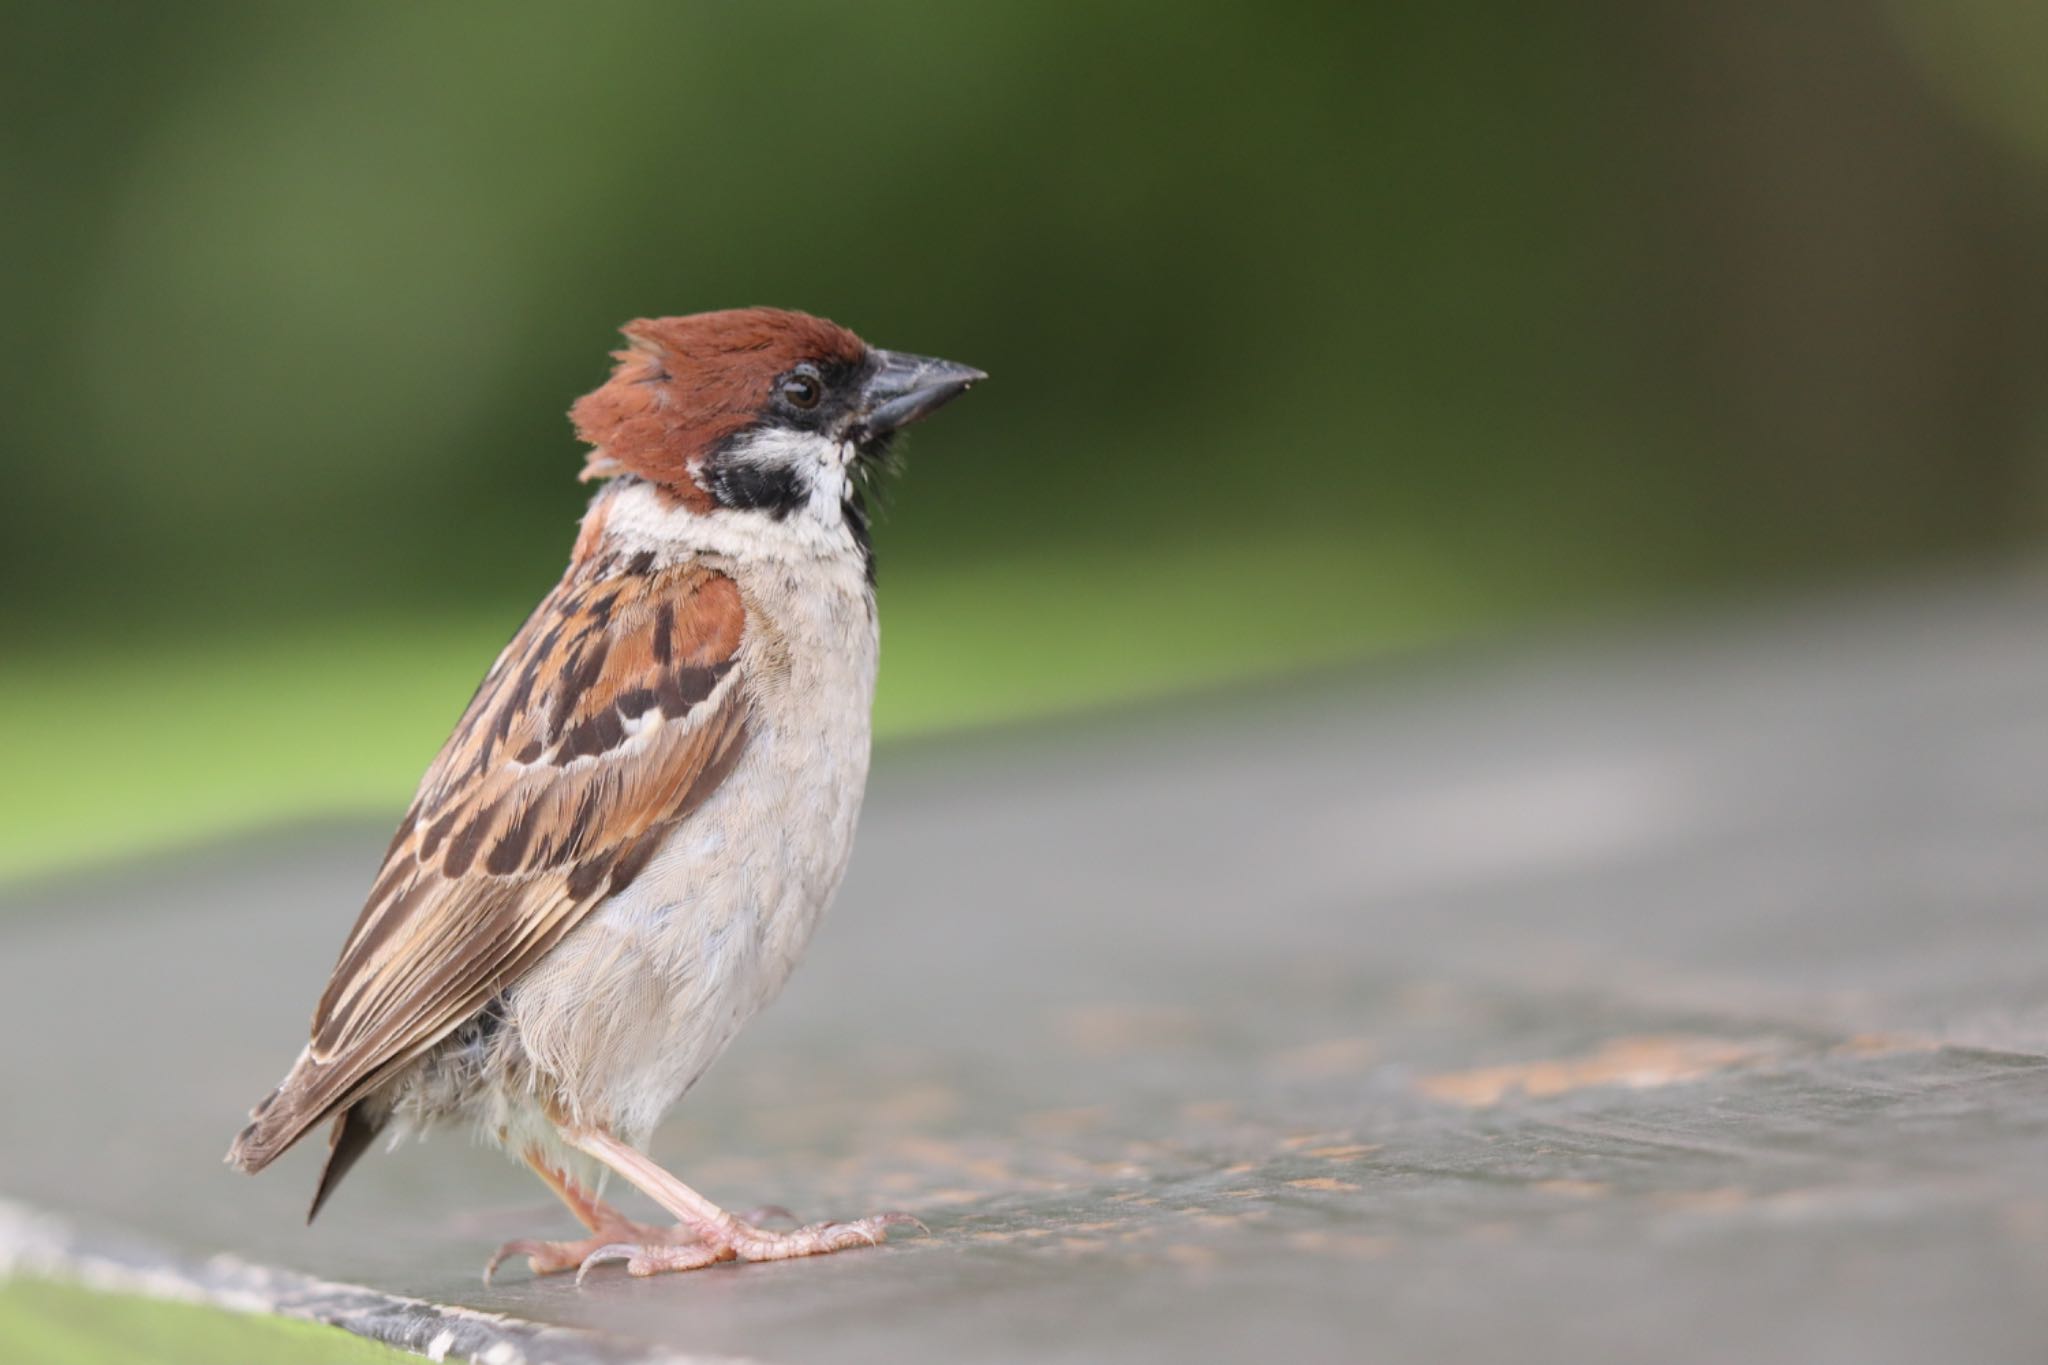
[0,1277,413,1365]
[0,530,1630,884]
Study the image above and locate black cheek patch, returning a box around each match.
[703,458,808,520]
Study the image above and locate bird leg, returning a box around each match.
[560,1126,924,1279]
[484,1149,705,1283]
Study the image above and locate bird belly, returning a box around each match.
[508,744,861,1141]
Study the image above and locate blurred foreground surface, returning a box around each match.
[4,575,2048,1364]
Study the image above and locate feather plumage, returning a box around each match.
[228,557,750,1175]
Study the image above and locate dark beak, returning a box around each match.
[853,348,987,439]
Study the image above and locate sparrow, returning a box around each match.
[227,307,984,1280]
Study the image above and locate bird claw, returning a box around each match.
[483,1219,704,1284]
[721,1210,928,1262]
[577,1240,725,1283]
[482,1241,530,1286]
[574,1243,634,1286]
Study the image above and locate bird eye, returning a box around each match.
[780,369,823,410]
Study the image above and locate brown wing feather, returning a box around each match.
[228,561,749,1173]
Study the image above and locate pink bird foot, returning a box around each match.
[574,1210,926,1281]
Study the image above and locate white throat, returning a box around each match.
[595,432,867,575]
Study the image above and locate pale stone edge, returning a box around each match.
[0,1197,755,1365]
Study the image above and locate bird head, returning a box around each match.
[570,308,984,522]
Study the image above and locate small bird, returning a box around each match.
[227,307,984,1280]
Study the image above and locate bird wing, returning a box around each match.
[230,560,750,1172]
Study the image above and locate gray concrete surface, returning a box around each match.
[5,573,2048,1363]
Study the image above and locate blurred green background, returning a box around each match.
[4,1,2047,881]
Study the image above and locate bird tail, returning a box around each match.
[226,1049,384,1223]
[225,1053,317,1174]
[305,1105,380,1223]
